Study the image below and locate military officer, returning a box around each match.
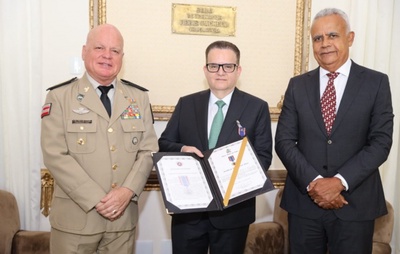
[41,24,158,254]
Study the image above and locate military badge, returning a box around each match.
[41,103,52,118]
[73,107,90,114]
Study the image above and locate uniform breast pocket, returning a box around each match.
[121,119,145,152]
[66,120,97,153]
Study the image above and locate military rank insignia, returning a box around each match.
[41,103,52,118]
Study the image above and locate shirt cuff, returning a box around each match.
[334,173,348,191]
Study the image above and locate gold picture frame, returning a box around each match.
[89,0,312,122]
[40,0,311,215]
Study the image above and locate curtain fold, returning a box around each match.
[310,1,399,252]
[350,1,400,252]
[0,0,42,230]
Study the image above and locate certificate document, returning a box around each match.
[156,156,213,210]
[152,138,274,214]
[208,139,266,200]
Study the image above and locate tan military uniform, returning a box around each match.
[41,74,158,235]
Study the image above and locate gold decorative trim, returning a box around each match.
[89,0,107,28]
[294,0,311,76]
[92,0,311,120]
[40,169,54,217]
[152,99,283,122]
[98,0,107,25]
[91,0,311,75]
[89,0,94,29]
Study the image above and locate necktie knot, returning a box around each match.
[327,72,339,80]
[215,100,226,109]
[98,85,114,95]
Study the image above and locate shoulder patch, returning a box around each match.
[46,77,78,91]
[121,79,149,92]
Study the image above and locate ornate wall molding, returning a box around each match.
[89,0,107,28]
[91,0,311,121]
[152,103,283,122]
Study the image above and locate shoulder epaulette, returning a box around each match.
[46,77,78,91]
[121,79,149,92]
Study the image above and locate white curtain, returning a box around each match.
[0,0,42,230]
[349,1,400,253]
[310,1,400,252]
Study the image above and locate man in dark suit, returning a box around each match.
[158,40,272,254]
[275,8,393,254]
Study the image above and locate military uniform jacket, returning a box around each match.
[41,74,158,234]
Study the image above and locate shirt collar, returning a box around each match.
[319,58,352,78]
[86,73,116,90]
[209,90,234,107]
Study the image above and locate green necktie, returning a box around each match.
[208,100,226,149]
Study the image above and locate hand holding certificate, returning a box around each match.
[152,137,274,214]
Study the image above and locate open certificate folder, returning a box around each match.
[152,137,274,214]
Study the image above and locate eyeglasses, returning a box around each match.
[206,63,238,73]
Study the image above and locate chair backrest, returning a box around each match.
[372,200,394,253]
[0,190,21,254]
[273,188,289,254]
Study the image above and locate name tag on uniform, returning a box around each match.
[72,120,92,124]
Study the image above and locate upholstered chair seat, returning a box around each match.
[0,189,50,254]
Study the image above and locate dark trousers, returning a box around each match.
[171,213,249,254]
[288,211,375,254]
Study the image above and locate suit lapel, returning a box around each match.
[216,88,246,147]
[194,90,211,150]
[306,68,327,135]
[331,62,363,135]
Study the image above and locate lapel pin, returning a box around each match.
[236,120,246,138]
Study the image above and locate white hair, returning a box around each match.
[313,8,351,33]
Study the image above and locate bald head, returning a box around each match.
[86,24,124,50]
[82,24,125,85]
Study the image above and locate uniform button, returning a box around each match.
[323,165,328,170]
[80,126,84,130]
[132,125,136,130]
[110,146,116,151]
[111,183,117,188]
[108,128,113,133]
[77,138,85,145]
[112,164,118,170]
[327,140,333,144]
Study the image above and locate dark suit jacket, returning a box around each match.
[275,61,393,221]
[159,87,272,229]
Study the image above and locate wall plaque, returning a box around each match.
[172,3,236,37]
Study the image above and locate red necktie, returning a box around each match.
[321,72,339,135]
